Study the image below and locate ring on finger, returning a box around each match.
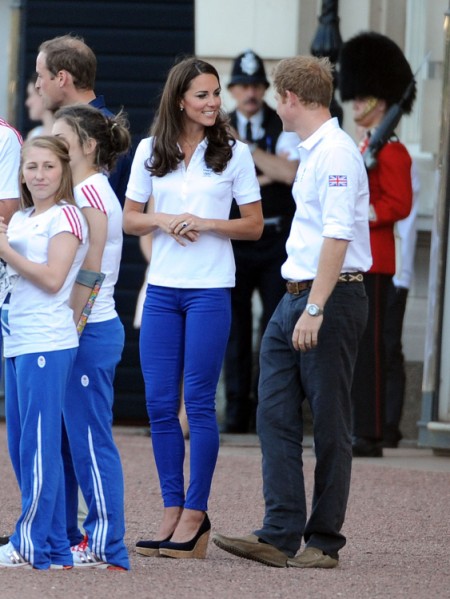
[181,221,188,228]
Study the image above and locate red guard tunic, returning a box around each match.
[365,139,413,273]
[351,135,413,448]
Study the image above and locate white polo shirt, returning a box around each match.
[126,137,261,288]
[282,118,372,281]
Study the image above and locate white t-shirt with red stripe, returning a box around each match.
[74,172,123,322]
[2,202,88,357]
[0,118,22,201]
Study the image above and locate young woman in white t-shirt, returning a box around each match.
[52,104,131,570]
[123,57,263,559]
[0,136,87,569]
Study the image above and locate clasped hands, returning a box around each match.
[167,213,201,246]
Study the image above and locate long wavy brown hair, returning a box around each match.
[148,57,235,176]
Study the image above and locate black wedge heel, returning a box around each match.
[135,534,172,557]
[158,514,211,559]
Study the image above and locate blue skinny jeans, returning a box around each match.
[140,284,231,511]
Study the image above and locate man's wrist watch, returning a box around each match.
[305,303,323,317]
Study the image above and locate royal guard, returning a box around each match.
[338,31,416,456]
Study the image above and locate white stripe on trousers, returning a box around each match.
[20,412,43,564]
[88,426,109,559]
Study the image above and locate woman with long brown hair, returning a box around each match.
[123,57,263,559]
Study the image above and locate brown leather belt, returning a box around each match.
[286,272,364,295]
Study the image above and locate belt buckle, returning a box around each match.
[286,280,311,294]
[346,272,363,283]
[286,281,299,294]
[338,272,363,283]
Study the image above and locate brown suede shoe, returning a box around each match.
[212,533,288,568]
[287,547,338,569]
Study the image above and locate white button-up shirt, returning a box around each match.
[282,118,372,281]
[126,137,261,288]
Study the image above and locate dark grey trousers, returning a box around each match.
[254,282,368,558]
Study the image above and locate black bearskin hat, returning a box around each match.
[338,31,416,114]
[228,50,269,88]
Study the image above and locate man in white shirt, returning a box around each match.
[213,55,372,569]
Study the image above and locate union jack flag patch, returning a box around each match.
[329,175,347,187]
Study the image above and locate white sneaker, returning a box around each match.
[0,542,32,568]
[71,538,107,568]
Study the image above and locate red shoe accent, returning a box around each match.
[71,535,89,553]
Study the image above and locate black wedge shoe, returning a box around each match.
[135,534,172,557]
[158,514,211,559]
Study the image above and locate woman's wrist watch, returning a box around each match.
[305,303,323,317]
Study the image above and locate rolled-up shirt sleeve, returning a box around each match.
[317,144,364,241]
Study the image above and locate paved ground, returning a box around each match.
[0,424,449,599]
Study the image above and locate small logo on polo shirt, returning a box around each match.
[37,355,46,368]
[81,374,89,387]
[329,175,347,187]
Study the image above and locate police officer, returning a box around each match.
[223,50,299,433]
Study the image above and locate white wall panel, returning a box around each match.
[196,0,301,57]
